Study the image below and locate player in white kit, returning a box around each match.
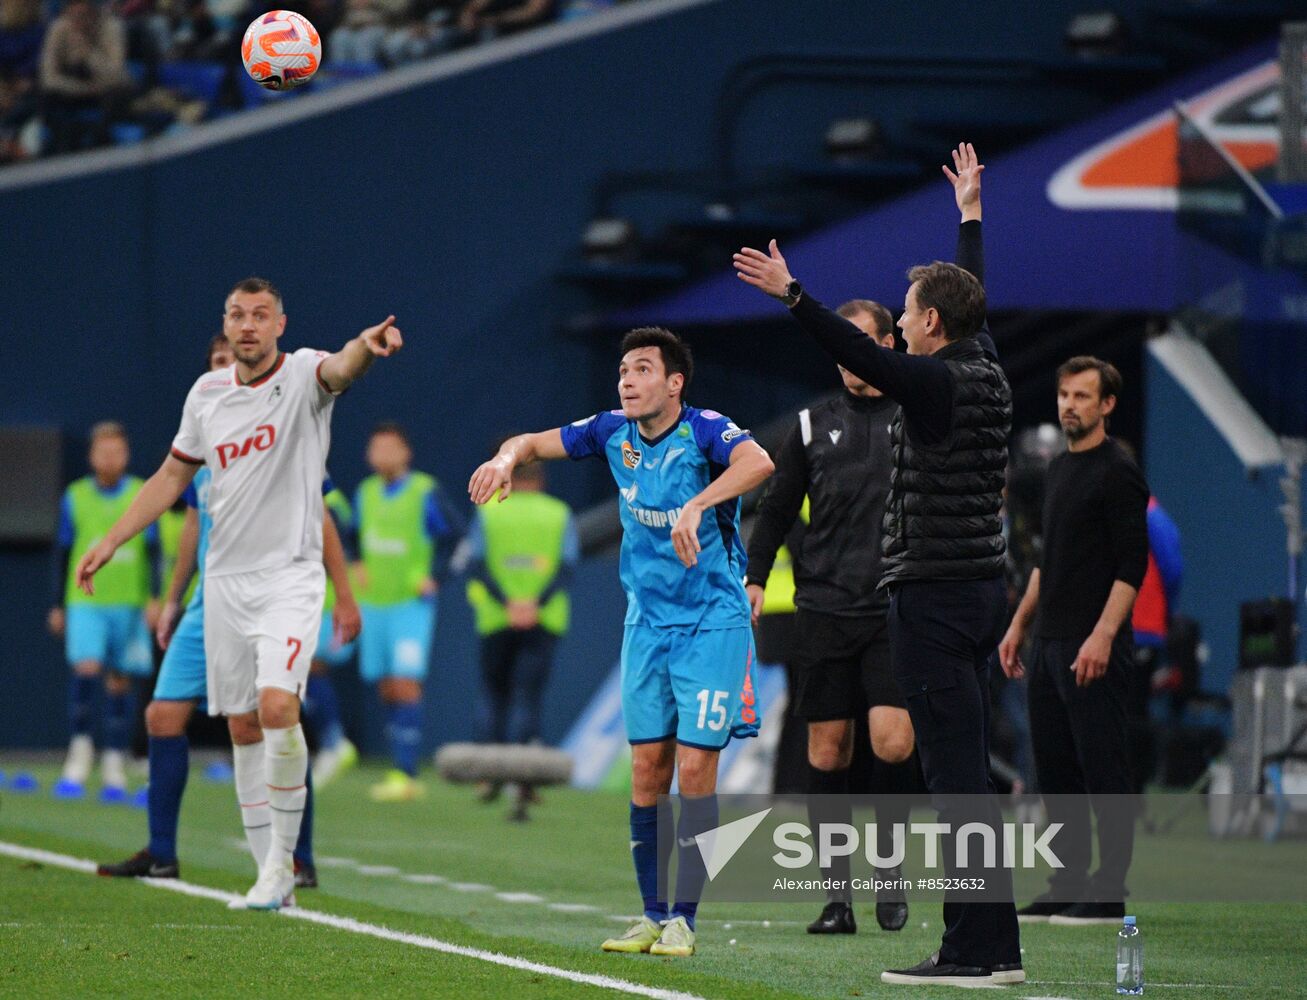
[76,277,402,909]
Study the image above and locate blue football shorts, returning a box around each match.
[620,624,760,751]
[152,599,207,704]
[359,598,436,683]
[66,605,153,677]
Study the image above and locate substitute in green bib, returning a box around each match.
[305,482,360,786]
[157,501,197,608]
[460,459,578,820]
[354,422,464,802]
[47,421,161,803]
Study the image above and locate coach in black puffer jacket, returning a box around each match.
[732,145,1023,987]
[881,334,1011,586]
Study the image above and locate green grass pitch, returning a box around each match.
[1,760,1303,998]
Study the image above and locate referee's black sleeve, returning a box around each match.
[1107,456,1150,591]
[746,423,807,587]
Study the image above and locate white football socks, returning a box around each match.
[263,724,308,871]
[232,742,272,870]
[100,749,127,790]
[62,734,94,784]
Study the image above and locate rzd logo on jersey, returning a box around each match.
[621,440,642,470]
[216,424,277,469]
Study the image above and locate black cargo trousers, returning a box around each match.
[887,576,1020,969]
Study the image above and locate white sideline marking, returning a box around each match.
[2,845,97,872]
[1030,982,1252,992]
[314,855,360,868]
[1,920,245,931]
[278,850,591,914]
[0,841,710,1000]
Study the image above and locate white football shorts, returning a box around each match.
[203,561,325,716]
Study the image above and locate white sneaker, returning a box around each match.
[101,749,127,790]
[228,889,296,910]
[242,861,296,910]
[62,735,94,784]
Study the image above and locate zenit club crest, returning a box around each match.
[622,440,642,469]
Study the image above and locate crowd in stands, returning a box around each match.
[0,0,624,165]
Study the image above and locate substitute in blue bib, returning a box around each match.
[468,325,775,958]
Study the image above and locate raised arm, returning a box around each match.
[468,429,568,505]
[734,242,954,441]
[317,315,404,393]
[944,142,999,358]
[944,141,983,229]
[77,455,198,596]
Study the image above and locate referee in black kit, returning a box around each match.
[999,357,1148,926]
[745,296,916,937]
[735,144,1023,987]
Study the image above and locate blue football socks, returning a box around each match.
[69,675,96,737]
[102,686,136,752]
[305,674,344,751]
[672,794,718,931]
[146,736,189,863]
[386,701,423,778]
[630,801,668,922]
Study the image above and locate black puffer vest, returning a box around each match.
[880,337,1011,586]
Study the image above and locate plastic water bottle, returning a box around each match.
[1116,915,1144,995]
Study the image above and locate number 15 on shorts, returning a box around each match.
[696,689,729,732]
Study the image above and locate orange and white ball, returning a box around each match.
[241,10,321,91]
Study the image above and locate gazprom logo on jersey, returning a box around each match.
[621,483,683,529]
[215,424,276,470]
[632,505,684,529]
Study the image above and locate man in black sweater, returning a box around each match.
[735,144,1023,988]
[999,357,1149,926]
[746,297,915,936]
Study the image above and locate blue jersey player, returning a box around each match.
[468,327,774,957]
[97,334,361,889]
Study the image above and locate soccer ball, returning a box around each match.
[241,10,321,91]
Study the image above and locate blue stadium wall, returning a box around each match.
[1143,351,1301,697]
[0,0,1100,749]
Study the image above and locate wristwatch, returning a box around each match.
[780,279,803,308]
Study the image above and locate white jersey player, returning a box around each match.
[77,277,402,909]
